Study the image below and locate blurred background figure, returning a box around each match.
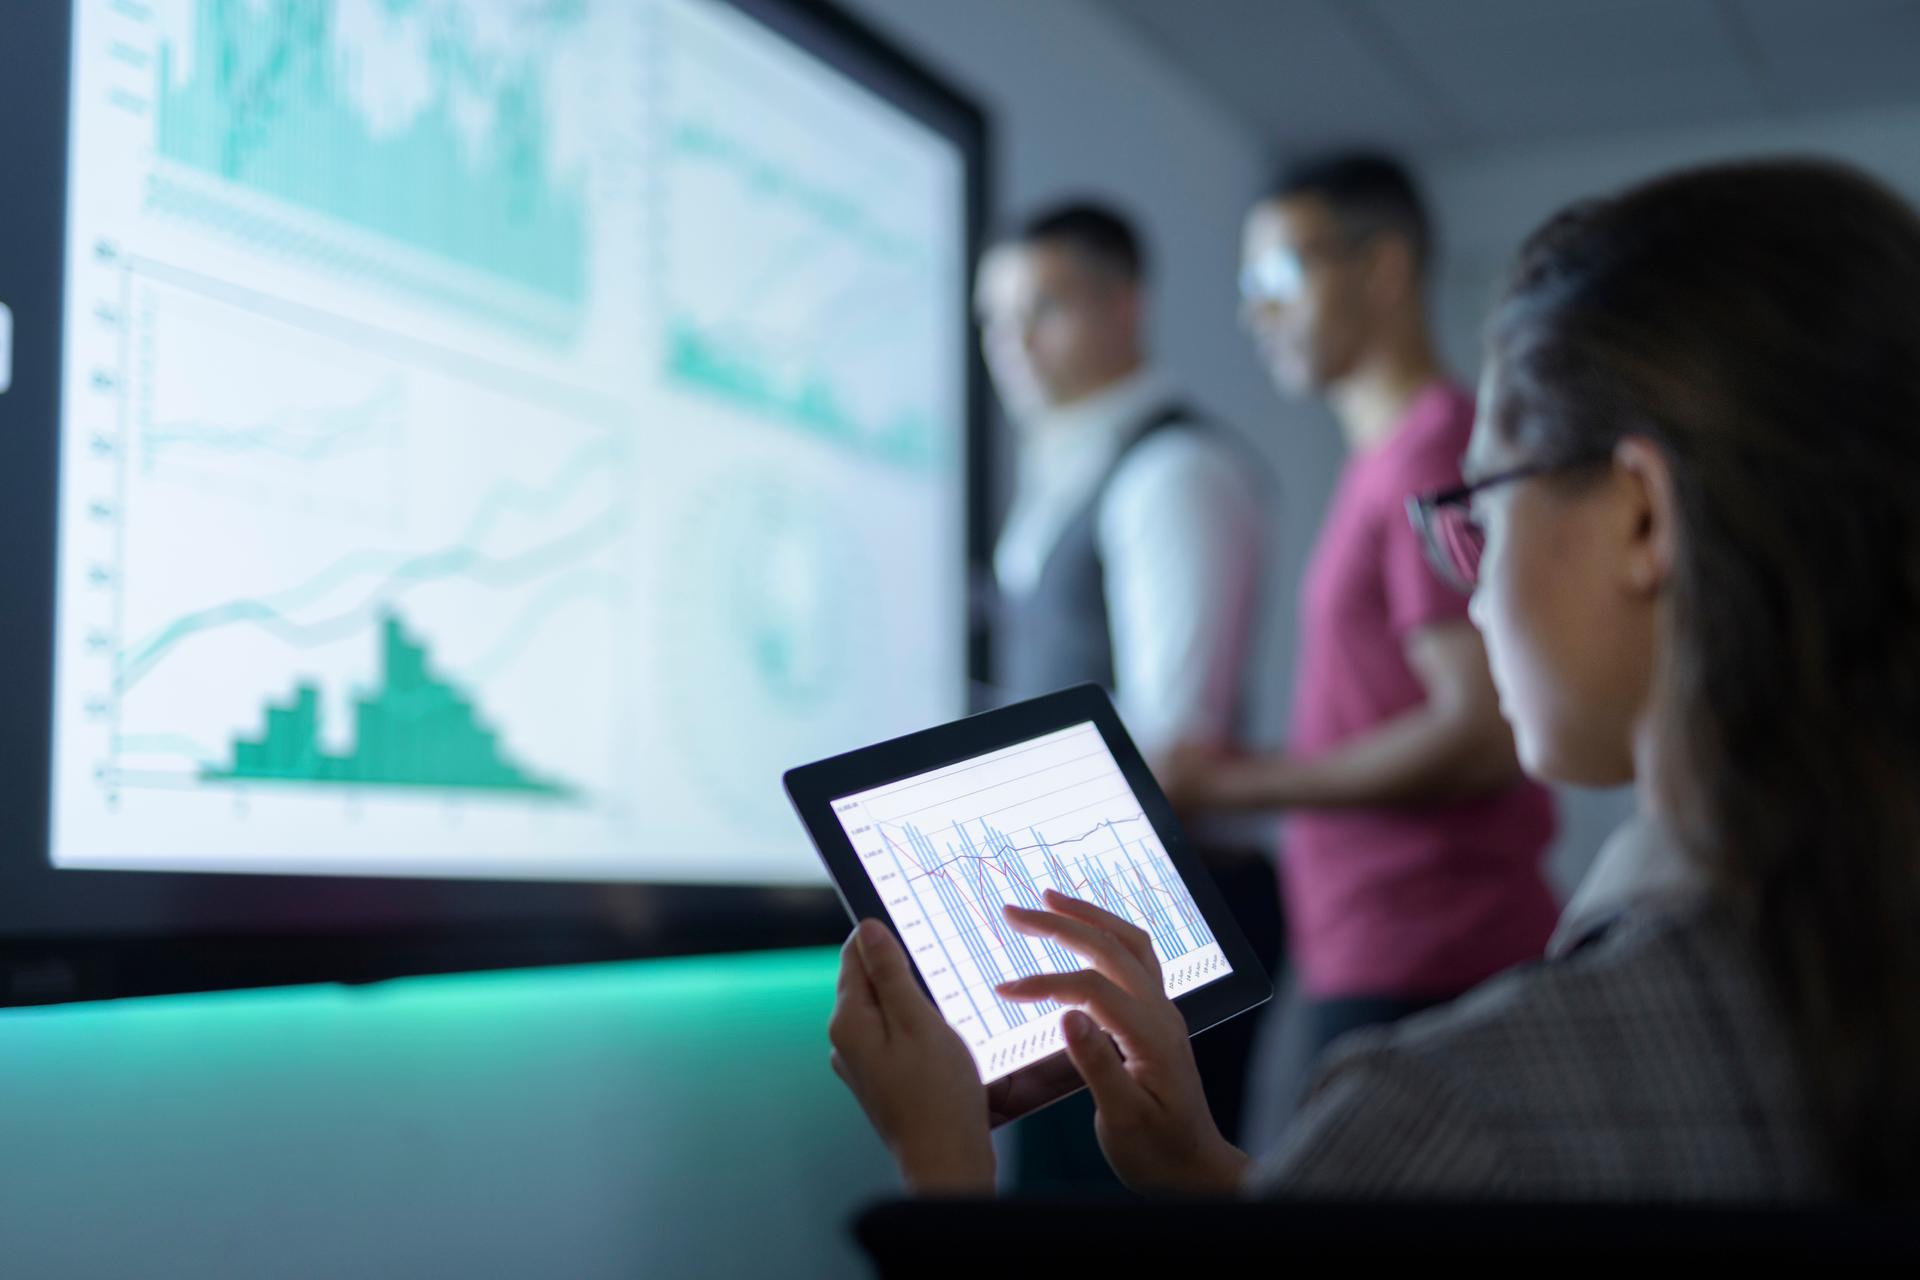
[1160,153,1557,1118]
[978,203,1263,759]
[975,202,1281,1190]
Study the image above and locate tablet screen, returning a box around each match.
[829,721,1233,1083]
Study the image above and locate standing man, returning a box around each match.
[975,202,1275,1190]
[1162,154,1558,1076]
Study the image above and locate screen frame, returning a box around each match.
[0,0,993,1006]
[784,684,1274,1123]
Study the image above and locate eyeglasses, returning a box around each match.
[1238,249,1306,305]
[1406,454,1608,593]
[1237,237,1364,306]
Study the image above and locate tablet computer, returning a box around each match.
[784,684,1272,1126]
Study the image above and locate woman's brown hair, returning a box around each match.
[1489,159,1920,1197]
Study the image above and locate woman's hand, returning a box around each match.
[828,919,996,1194]
[996,890,1252,1195]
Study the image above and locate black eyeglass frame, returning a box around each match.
[1406,452,1612,593]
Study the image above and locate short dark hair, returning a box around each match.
[1267,151,1431,272]
[1004,201,1146,282]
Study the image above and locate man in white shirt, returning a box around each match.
[978,203,1265,754]
[974,201,1275,1191]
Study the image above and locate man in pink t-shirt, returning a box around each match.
[1161,153,1557,1065]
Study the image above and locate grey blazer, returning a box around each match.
[1249,901,1829,1200]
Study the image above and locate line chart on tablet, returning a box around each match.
[831,722,1232,1079]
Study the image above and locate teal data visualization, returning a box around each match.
[51,0,969,883]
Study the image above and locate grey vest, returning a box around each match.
[995,402,1238,703]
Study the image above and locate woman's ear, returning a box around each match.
[1612,436,1677,595]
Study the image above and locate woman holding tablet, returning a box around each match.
[828,158,1920,1200]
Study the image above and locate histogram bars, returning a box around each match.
[205,613,574,796]
[154,0,587,304]
[881,808,1216,1034]
[833,722,1230,1065]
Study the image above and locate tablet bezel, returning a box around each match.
[784,683,1273,1125]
